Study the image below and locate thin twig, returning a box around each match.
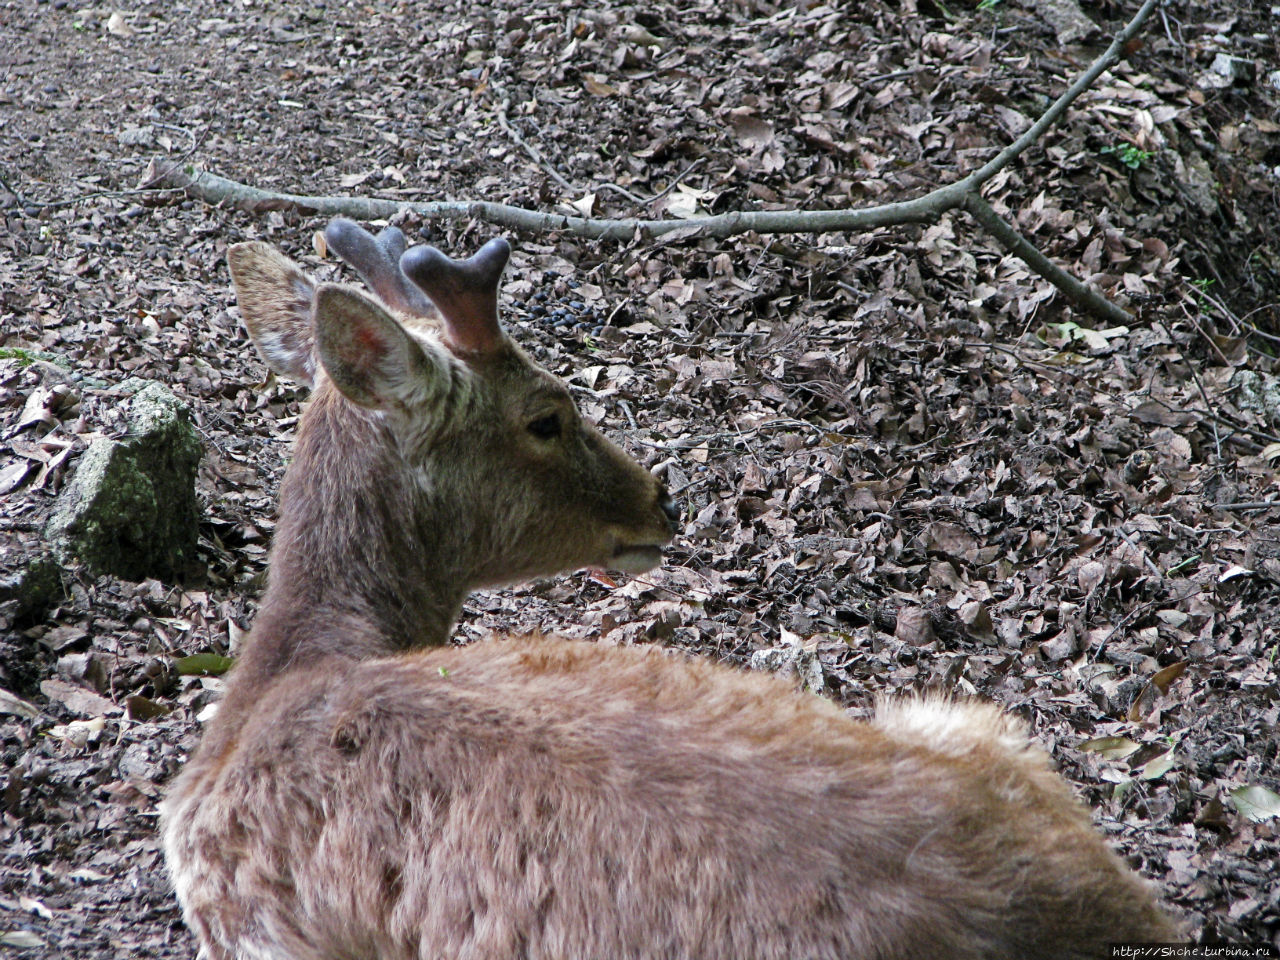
[22,184,184,211]
[648,158,706,204]
[495,97,648,207]
[1159,7,1179,47]
[595,182,650,206]
[1114,526,1164,581]
[495,98,574,193]
[1171,289,1233,365]
[864,69,917,85]
[151,122,199,151]
[0,167,29,207]
[1144,309,1221,411]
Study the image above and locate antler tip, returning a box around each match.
[323,217,361,245]
[376,225,409,260]
[398,243,448,282]
[481,236,512,260]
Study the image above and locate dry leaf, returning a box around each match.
[106,11,135,38]
[894,606,935,646]
[0,687,39,719]
[1150,660,1188,694]
[339,171,373,188]
[569,192,597,218]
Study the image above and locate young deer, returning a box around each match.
[162,220,1177,960]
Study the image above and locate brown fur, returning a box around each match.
[162,230,1177,959]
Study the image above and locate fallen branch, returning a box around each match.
[142,160,950,239]
[1211,501,1280,513]
[141,0,1159,325]
[963,193,1134,327]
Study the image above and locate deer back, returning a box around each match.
[163,636,1177,960]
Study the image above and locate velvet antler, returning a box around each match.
[323,217,436,317]
[400,238,511,355]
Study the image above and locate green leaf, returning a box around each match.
[1079,736,1140,761]
[175,653,235,676]
[1230,785,1280,823]
[1139,749,1176,781]
[125,694,172,721]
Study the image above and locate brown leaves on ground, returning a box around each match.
[1,0,1279,955]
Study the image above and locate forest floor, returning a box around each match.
[2,0,1279,955]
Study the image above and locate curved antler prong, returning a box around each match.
[400,238,511,355]
[323,218,436,317]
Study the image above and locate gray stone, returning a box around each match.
[44,381,202,581]
[1233,370,1280,426]
[0,553,62,623]
[1211,54,1256,85]
[748,643,825,695]
[1173,152,1221,220]
[1025,0,1097,45]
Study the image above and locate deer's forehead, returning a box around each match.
[468,345,565,392]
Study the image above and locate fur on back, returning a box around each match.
[162,635,1175,960]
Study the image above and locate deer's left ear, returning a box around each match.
[228,242,318,387]
[312,284,451,411]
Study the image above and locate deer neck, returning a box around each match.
[237,387,467,681]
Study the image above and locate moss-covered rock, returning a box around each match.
[44,381,202,581]
[0,552,63,625]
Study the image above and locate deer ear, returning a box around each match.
[313,284,445,411]
[228,242,318,387]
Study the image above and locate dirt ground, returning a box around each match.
[2,0,1279,955]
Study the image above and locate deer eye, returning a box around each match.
[527,413,562,440]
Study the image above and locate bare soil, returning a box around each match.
[1,0,1278,955]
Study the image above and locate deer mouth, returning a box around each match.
[609,544,665,574]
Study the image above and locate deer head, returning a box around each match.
[223,219,677,667]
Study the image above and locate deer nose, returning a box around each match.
[659,493,680,526]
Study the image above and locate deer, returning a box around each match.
[160,218,1178,960]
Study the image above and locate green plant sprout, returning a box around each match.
[1100,143,1155,170]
